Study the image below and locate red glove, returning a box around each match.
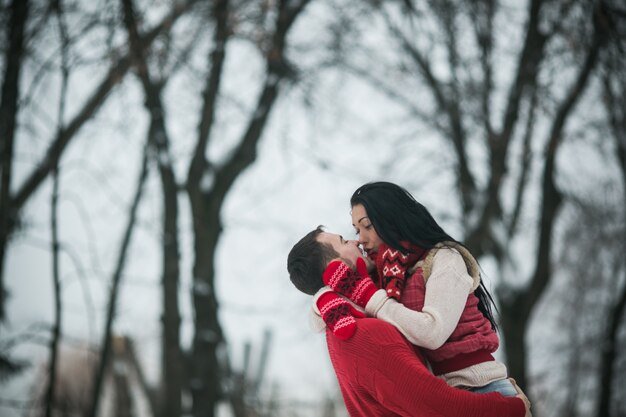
[316,291,365,340]
[323,258,378,308]
[378,243,421,300]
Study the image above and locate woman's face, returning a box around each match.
[351,203,383,256]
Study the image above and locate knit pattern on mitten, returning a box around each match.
[377,243,422,300]
[323,258,378,308]
[316,291,364,340]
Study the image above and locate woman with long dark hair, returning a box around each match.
[327,181,517,396]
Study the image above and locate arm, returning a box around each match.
[366,248,474,349]
[328,318,526,417]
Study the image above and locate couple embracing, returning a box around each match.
[287,181,531,417]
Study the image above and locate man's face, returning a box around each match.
[317,232,363,267]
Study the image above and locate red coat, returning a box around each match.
[326,318,524,417]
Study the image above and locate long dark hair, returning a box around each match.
[351,181,498,331]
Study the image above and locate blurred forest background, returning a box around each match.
[1,0,625,416]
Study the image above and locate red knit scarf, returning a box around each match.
[374,242,427,289]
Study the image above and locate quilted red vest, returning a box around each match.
[400,247,499,375]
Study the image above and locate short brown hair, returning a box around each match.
[287,226,338,295]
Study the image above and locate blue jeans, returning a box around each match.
[467,379,517,397]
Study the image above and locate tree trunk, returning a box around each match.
[596,284,626,417]
[0,0,29,321]
[596,51,626,417]
[188,204,224,417]
[120,0,185,414]
[187,2,311,414]
[150,110,183,417]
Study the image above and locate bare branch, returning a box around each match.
[379,6,477,213]
[468,0,496,136]
[45,159,61,417]
[465,0,549,256]
[214,0,312,199]
[188,0,231,185]
[342,62,445,132]
[499,0,548,145]
[527,11,605,310]
[86,139,151,417]
[11,0,195,214]
[507,87,538,238]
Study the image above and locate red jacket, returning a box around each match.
[326,318,525,417]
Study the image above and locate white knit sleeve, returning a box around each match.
[367,249,473,349]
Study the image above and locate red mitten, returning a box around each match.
[383,276,404,300]
[316,291,365,340]
[377,243,421,300]
[323,258,378,308]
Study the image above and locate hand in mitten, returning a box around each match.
[378,243,420,300]
[383,276,404,300]
[323,258,377,308]
[315,291,365,340]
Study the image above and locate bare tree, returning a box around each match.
[0,0,192,326]
[183,1,311,415]
[115,0,313,415]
